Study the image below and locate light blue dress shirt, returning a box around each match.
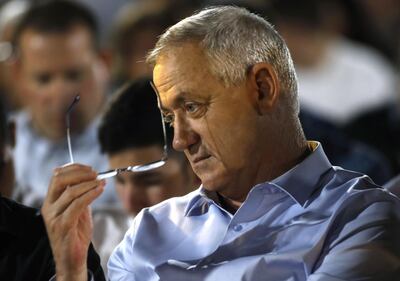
[108,142,400,281]
[12,111,119,208]
[384,174,400,197]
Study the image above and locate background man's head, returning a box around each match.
[110,0,203,85]
[147,6,305,199]
[98,78,198,215]
[269,0,343,67]
[13,0,109,141]
[111,2,175,83]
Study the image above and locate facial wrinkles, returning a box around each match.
[155,47,235,173]
[202,81,241,159]
[154,65,177,111]
[154,63,190,145]
[203,94,252,196]
[155,47,207,109]
[157,70,212,172]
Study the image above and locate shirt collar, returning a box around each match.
[184,141,332,216]
[269,141,332,206]
[184,186,213,217]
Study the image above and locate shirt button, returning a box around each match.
[232,224,243,231]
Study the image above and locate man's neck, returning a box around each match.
[216,192,242,215]
[217,138,310,214]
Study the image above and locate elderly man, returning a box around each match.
[42,6,400,281]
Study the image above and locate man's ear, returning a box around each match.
[248,62,280,115]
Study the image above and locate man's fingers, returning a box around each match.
[47,164,97,203]
[52,180,105,217]
[62,183,105,224]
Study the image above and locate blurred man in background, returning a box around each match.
[11,0,117,207]
[109,0,202,87]
[110,1,175,84]
[98,78,197,216]
[93,78,198,274]
[0,96,106,281]
[270,0,397,126]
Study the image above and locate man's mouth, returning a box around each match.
[192,155,211,164]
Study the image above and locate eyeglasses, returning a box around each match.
[65,82,168,180]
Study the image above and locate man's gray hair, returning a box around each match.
[147,6,299,116]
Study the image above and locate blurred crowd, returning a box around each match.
[0,0,399,276]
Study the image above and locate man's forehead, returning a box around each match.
[152,45,214,98]
[154,43,206,74]
[153,65,204,112]
[19,26,95,56]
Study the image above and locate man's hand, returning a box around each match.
[42,164,105,281]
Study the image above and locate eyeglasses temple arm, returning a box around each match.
[67,127,74,163]
[66,95,80,164]
[150,81,169,159]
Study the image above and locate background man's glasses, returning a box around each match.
[66,83,168,180]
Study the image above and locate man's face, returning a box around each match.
[109,145,190,215]
[153,44,261,199]
[17,25,106,140]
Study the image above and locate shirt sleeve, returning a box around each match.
[307,199,400,281]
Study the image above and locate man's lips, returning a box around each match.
[191,155,211,164]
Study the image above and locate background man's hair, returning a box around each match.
[146,5,299,118]
[13,0,99,49]
[269,0,331,28]
[110,3,175,82]
[98,77,173,155]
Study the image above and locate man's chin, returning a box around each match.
[35,120,66,140]
[199,174,228,193]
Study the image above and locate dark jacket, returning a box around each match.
[0,195,105,281]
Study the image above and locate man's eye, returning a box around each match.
[35,74,51,85]
[184,102,199,113]
[65,69,83,82]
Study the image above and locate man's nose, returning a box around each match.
[50,78,78,104]
[125,182,149,207]
[172,116,199,151]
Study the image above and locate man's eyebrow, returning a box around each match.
[158,91,190,112]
